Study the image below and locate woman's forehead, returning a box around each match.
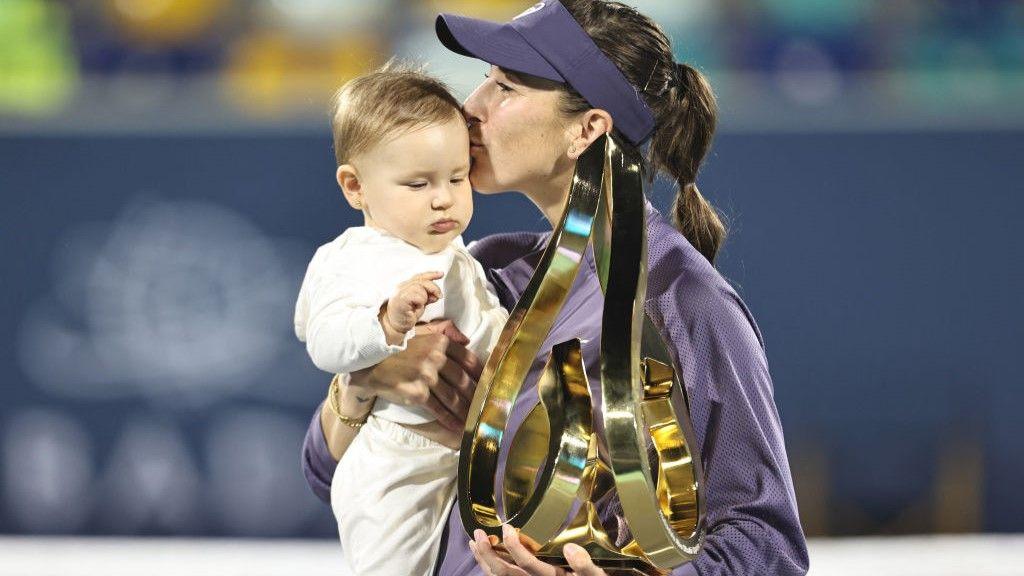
[494,66,518,82]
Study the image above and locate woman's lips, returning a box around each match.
[430,219,459,234]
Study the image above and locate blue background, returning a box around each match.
[2,129,1021,537]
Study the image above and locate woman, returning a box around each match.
[302,1,809,575]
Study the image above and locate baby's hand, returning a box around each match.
[380,272,443,344]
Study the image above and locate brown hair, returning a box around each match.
[558,0,727,264]
[330,60,464,166]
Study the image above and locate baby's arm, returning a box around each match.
[303,278,398,374]
[380,272,443,345]
[299,261,444,374]
[300,258,420,375]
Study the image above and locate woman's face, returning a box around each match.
[463,66,576,195]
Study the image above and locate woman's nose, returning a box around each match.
[462,84,487,125]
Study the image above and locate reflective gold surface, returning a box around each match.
[459,134,705,574]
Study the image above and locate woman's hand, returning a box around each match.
[469,524,610,576]
[348,319,482,431]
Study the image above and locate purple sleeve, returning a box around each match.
[650,278,809,576]
[300,401,337,504]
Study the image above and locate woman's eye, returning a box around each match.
[484,73,513,93]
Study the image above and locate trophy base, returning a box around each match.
[524,481,671,576]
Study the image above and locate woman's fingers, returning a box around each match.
[562,543,608,576]
[438,319,470,345]
[359,329,477,430]
[409,333,471,429]
[416,319,470,345]
[446,340,484,381]
[422,392,461,431]
[439,354,476,405]
[469,541,494,576]
[501,524,566,576]
[472,525,607,576]
[359,334,442,402]
[431,338,481,426]
[474,529,529,576]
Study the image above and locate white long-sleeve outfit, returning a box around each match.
[294,226,509,576]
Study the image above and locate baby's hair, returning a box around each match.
[330,59,465,166]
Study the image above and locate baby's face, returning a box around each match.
[355,116,473,254]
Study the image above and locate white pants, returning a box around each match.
[331,415,459,576]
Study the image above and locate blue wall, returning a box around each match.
[2,130,1020,536]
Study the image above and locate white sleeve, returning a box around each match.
[295,249,414,375]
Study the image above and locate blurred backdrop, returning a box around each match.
[1,0,1022,543]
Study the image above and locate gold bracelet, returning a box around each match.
[327,374,376,428]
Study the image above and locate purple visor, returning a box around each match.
[436,1,656,146]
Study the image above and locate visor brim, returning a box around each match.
[436,14,564,83]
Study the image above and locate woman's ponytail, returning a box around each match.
[652,62,726,264]
[559,1,728,264]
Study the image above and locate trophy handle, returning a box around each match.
[597,134,705,568]
[458,135,605,534]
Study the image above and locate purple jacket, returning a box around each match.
[301,201,809,576]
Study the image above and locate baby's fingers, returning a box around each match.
[402,282,439,307]
[421,280,442,303]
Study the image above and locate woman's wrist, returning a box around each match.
[319,375,375,461]
[335,374,377,418]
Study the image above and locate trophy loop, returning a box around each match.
[597,135,704,568]
[459,133,705,574]
[458,133,603,531]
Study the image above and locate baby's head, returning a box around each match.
[331,62,472,254]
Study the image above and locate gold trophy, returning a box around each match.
[458,133,706,574]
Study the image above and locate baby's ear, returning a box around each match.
[336,165,363,210]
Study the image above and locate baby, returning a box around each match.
[293,63,509,576]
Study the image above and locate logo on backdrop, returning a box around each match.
[17,195,308,406]
[7,191,337,535]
